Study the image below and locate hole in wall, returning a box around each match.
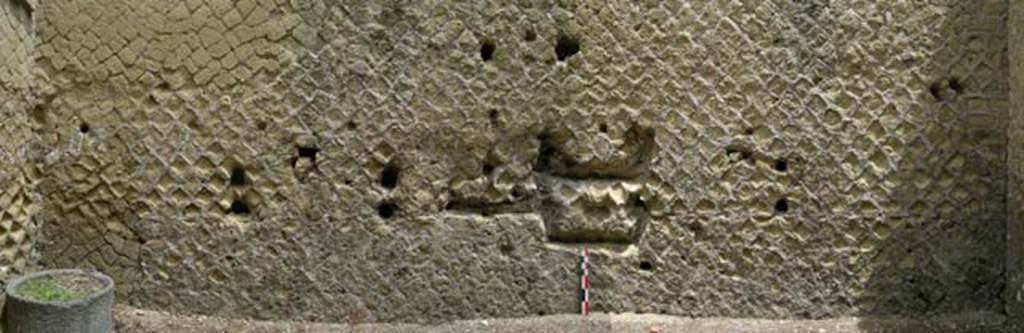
[480,40,496,61]
[79,122,90,134]
[774,159,788,172]
[298,146,319,163]
[380,164,400,189]
[524,29,536,42]
[229,199,251,215]
[256,121,268,130]
[377,202,398,219]
[482,163,495,176]
[639,261,654,271]
[929,81,944,101]
[230,167,247,186]
[725,146,752,163]
[948,77,963,94]
[489,109,500,126]
[555,33,580,61]
[599,123,608,133]
[774,198,789,214]
[535,133,559,171]
[346,121,358,130]
[633,196,647,210]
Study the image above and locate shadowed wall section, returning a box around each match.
[1008,0,1024,320]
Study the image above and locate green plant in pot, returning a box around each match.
[3,269,114,333]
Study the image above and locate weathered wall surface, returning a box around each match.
[1008,0,1024,320]
[0,0,37,279]
[28,0,1008,324]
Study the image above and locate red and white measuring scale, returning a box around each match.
[580,247,591,316]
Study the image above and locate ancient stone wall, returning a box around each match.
[0,0,37,279]
[22,0,1010,324]
[1008,0,1024,320]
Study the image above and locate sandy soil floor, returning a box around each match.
[113,306,1017,333]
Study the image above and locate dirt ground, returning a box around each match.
[114,306,1017,333]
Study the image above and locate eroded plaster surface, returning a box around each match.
[0,0,37,278]
[1007,0,1024,320]
[0,0,1010,324]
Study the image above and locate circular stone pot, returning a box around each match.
[3,269,114,333]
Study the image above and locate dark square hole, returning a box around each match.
[774,159,788,172]
[555,33,580,61]
[775,198,789,214]
[377,202,398,219]
[229,199,251,215]
[480,40,495,61]
[380,164,400,189]
[298,146,319,163]
[230,167,247,186]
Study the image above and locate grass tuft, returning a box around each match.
[18,278,87,302]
